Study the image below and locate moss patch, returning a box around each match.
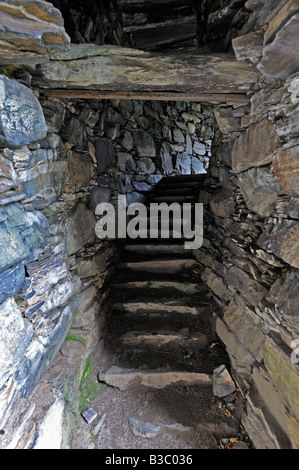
[78,355,106,413]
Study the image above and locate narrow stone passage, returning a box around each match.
[71,175,244,449]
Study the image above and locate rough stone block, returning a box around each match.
[232,31,264,63]
[89,187,111,212]
[242,391,288,449]
[209,188,235,218]
[216,317,254,382]
[95,138,116,174]
[0,204,49,272]
[201,268,230,302]
[273,145,299,196]
[0,76,47,148]
[266,268,299,332]
[68,151,93,188]
[0,297,34,388]
[213,364,236,397]
[0,1,70,65]
[0,264,25,303]
[264,338,299,422]
[237,166,281,217]
[214,107,241,134]
[223,301,265,362]
[0,153,19,193]
[257,219,299,268]
[137,157,155,174]
[160,143,173,175]
[117,152,136,173]
[226,265,268,307]
[232,119,279,173]
[258,13,299,80]
[65,202,96,255]
[175,153,191,174]
[134,130,156,157]
[252,367,290,441]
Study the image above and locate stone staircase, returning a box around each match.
[97,175,239,446]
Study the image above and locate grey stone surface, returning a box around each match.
[118,152,136,172]
[95,138,116,174]
[89,187,112,211]
[68,151,93,188]
[0,204,49,272]
[257,219,299,269]
[213,364,236,397]
[0,76,47,148]
[160,142,173,174]
[173,128,185,143]
[0,297,34,388]
[193,141,206,156]
[210,189,235,218]
[0,264,25,304]
[266,269,299,331]
[238,167,281,217]
[128,417,161,439]
[65,202,96,255]
[134,130,156,157]
[137,157,155,174]
[257,14,299,80]
[175,153,191,174]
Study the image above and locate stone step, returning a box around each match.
[124,228,193,240]
[150,195,196,203]
[119,330,208,349]
[124,243,188,256]
[112,299,202,315]
[98,366,212,391]
[154,181,203,190]
[116,258,197,274]
[150,187,198,196]
[160,175,205,183]
[111,280,201,295]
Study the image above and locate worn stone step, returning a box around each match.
[119,330,208,349]
[112,299,202,315]
[98,366,212,390]
[160,175,205,183]
[153,181,203,190]
[150,195,196,203]
[111,280,201,295]
[116,258,197,274]
[124,244,188,256]
[150,187,198,196]
[124,228,193,240]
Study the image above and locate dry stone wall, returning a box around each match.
[193,0,299,449]
[86,98,214,208]
[0,0,298,450]
[0,80,115,450]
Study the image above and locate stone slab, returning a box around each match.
[232,118,279,173]
[0,76,48,148]
[98,367,212,390]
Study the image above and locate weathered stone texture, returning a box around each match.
[237,167,281,217]
[266,269,299,331]
[231,119,279,173]
[273,145,299,196]
[0,0,70,65]
[37,44,259,99]
[264,339,299,423]
[65,202,96,256]
[0,76,48,148]
[257,219,299,269]
[258,13,299,80]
